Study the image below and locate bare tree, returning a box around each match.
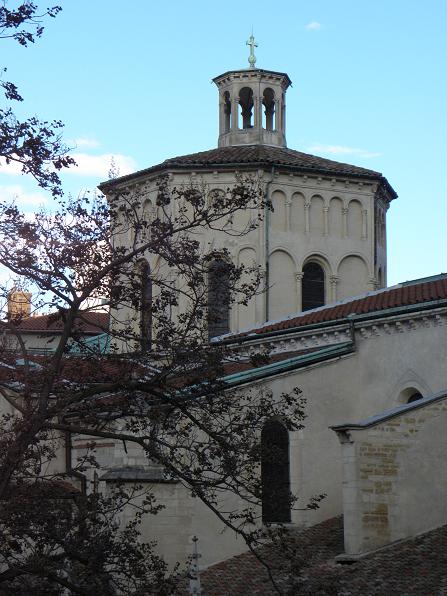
[0,1,75,196]
[0,174,321,594]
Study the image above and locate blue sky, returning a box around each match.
[1,0,446,286]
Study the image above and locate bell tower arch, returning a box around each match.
[213,54,291,148]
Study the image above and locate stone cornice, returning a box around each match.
[230,305,447,358]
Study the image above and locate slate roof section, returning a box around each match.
[184,516,447,595]
[99,145,396,200]
[226,273,447,342]
[13,311,109,335]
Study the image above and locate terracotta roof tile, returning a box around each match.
[13,311,109,335]
[227,273,447,341]
[100,145,396,200]
[178,516,447,595]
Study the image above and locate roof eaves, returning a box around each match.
[331,388,447,432]
[220,296,447,346]
[222,341,354,386]
[98,156,396,195]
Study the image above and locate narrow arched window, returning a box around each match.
[302,262,325,311]
[223,91,231,132]
[238,87,254,129]
[262,88,275,131]
[139,260,152,352]
[207,258,230,339]
[261,420,291,523]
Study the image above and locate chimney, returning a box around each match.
[8,288,32,321]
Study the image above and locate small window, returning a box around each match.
[407,391,423,404]
[302,262,325,311]
[139,260,152,352]
[261,420,291,523]
[207,258,230,339]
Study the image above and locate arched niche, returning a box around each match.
[302,261,325,311]
[141,198,154,241]
[207,256,231,339]
[261,419,291,523]
[271,189,287,232]
[269,250,296,320]
[238,86,254,129]
[136,259,152,352]
[347,200,363,240]
[208,188,225,207]
[238,247,257,329]
[223,91,231,132]
[290,192,305,233]
[262,87,275,131]
[328,197,343,237]
[309,195,324,235]
[337,255,368,300]
[208,189,228,227]
[398,386,425,405]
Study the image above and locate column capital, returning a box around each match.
[295,272,304,282]
[329,275,339,285]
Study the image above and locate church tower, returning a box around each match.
[214,67,291,148]
[100,38,397,336]
[214,35,290,149]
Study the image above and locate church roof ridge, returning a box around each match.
[99,145,396,200]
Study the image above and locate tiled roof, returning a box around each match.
[181,516,447,595]
[12,311,109,335]
[227,273,447,341]
[99,145,396,199]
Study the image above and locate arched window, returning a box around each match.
[223,91,231,132]
[139,260,152,352]
[407,391,423,404]
[207,258,230,339]
[262,88,275,131]
[302,262,325,311]
[238,87,254,129]
[261,420,291,523]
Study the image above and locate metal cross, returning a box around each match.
[246,34,258,69]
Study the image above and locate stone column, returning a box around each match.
[329,275,339,302]
[323,206,329,236]
[231,94,239,130]
[281,94,286,135]
[368,277,378,291]
[342,207,349,237]
[258,267,267,323]
[286,199,292,231]
[253,95,260,129]
[219,97,224,135]
[296,272,304,311]
[304,202,310,233]
[361,209,368,239]
[275,99,281,131]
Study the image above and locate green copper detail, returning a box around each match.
[246,34,258,69]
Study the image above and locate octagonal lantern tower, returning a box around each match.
[213,68,292,149]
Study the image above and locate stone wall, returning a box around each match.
[334,392,447,555]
